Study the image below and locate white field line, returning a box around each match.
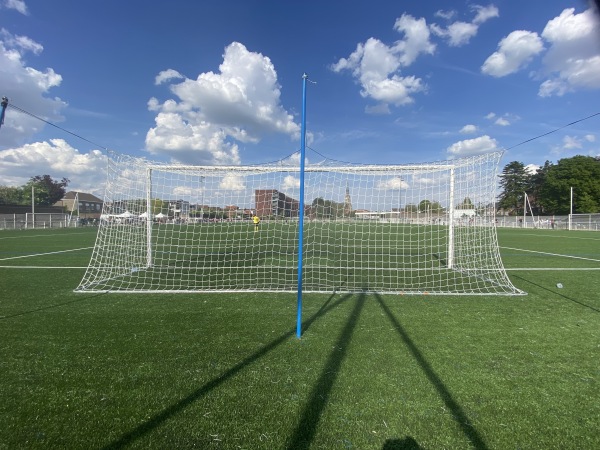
[0,232,92,240]
[0,246,93,261]
[505,267,600,271]
[501,246,600,263]
[516,232,600,242]
[0,266,87,269]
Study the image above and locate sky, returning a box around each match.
[0,0,599,195]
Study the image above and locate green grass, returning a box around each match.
[0,227,599,449]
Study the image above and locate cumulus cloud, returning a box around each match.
[481,30,544,76]
[0,30,66,146]
[537,8,600,96]
[524,163,539,175]
[282,175,300,190]
[430,4,499,47]
[331,14,434,111]
[146,42,299,165]
[495,117,510,126]
[155,69,184,85]
[460,124,478,134]
[446,135,499,156]
[0,139,107,193]
[480,7,600,96]
[2,0,28,15]
[219,174,245,191]
[585,134,596,142]
[377,177,409,190]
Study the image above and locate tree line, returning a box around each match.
[498,155,600,215]
[0,175,70,206]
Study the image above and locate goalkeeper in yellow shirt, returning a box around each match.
[252,214,260,232]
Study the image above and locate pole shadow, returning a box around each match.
[286,293,366,450]
[511,274,600,313]
[102,291,352,450]
[375,293,489,450]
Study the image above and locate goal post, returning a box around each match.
[76,150,524,296]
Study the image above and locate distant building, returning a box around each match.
[344,184,353,217]
[55,191,103,219]
[255,189,299,218]
[165,200,190,218]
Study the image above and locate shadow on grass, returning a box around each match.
[375,293,489,450]
[382,436,421,449]
[286,293,366,450]
[512,274,600,313]
[102,291,352,450]
[0,292,108,320]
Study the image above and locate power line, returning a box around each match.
[506,112,600,150]
[5,102,109,152]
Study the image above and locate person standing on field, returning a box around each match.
[253,214,260,232]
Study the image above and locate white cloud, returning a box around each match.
[146,42,299,165]
[539,8,600,96]
[562,135,582,149]
[485,112,496,119]
[585,134,596,142]
[430,4,499,47]
[524,163,539,175]
[0,30,66,147]
[331,14,434,109]
[377,177,409,190]
[481,30,544,76]
[460,124,478,134]
[155,69,184,85]
[282,175,300,190]
[495,117,510,126]
[2,0,28,15]
[446,135,499,156]
[434,10,456,21]
[219,174,245,191]
[0,139,107,194]
[472,4,500,25]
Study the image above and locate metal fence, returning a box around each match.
[0,213,96,230]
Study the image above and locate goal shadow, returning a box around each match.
[101,291,350,449]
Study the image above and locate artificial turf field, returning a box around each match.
[0,226,599,449]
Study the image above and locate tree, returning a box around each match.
[539,156,600,214]
[311,197,344,219]
[527,160,553,214]
[23,175,70,206]
[498,161,530,215]
[0,186,24,205]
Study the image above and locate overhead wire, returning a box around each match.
[6,102,109,152]
[3,98,599,162]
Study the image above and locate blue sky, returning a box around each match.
[0,0,599,194]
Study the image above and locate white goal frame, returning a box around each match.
[76,150,524,296]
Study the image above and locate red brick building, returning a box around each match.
[255,189,299,218]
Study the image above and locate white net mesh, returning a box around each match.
[76,151,524,295]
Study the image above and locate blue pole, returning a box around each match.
[296,73,308,339]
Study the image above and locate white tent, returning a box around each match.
[117,211,134,218]
[155,212,166,218]
[139,211,148,218]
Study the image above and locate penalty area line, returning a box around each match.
[505,267,600,271]
[0,246,93,261]
[501,246,600,263]
[0,266,87,269]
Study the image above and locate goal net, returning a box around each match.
[76,150,523,295]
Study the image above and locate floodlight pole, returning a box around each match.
[296,73,309,339]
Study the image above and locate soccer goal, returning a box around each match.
[76,150,524,295]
